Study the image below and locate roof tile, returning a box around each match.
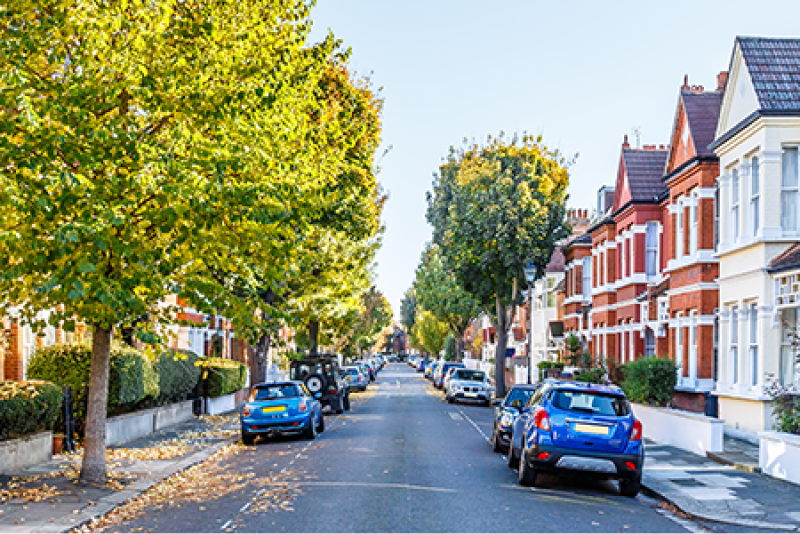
[622,148,669,201]
[738,37,800,112]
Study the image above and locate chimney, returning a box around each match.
[682,74,689,90]
[623,134,630,149]
[717,71,729,92]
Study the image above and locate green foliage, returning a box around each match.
[0,380,62,440]
[332,288,394,356]
[765,381,800,435]
[575,368,605,384]
[153,350,201,406]
[621,356,677,406]
[201,358,247,398]
[28,343,158,415]
[444,334,457,361]
[413,244,481,341]
[411,310,449,356]
[565,334,591,368]
[538,361,554,370]
[400,289,417,332]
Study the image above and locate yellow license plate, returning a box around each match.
[262,406,286,414]
[574,423,610,436]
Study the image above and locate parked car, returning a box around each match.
[507,380,644,497]
[341,366,369,392]
[416,359,429,372]
[426,361,441,381]
[445,368,494,406]
[491,384,541,453]
[240,382,324,444]
[434,362,465,389]
[289,355,350,414]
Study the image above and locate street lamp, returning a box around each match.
[524,261,537,384]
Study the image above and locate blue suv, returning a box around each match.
[507,381,644,497]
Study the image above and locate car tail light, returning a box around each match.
[243,405,250,417]
[626,461,637,471]
[299,400,308,412]
[537,452,551,460]
[534,409,551,432]
[630,420,642,441]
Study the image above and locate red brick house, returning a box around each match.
[662,76,724,412]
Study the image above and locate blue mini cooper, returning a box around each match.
[240,382,324,444]
[507,380,644,497]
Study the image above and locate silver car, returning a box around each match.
[445,369,495,406]
[341,366,369,392]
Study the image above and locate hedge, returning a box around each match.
[27,343,158,415]
[620,356,677,406]
[201,358,246,398]
[153,349,201,406]
[0,380,62,440]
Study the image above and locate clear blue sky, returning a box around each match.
[309,0,799,318]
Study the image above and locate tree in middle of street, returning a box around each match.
[426,134,571,396]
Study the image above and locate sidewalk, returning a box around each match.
[0,414,240,533]
[642,438,800,531]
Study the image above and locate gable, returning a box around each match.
[666,99,696,173]
[717,44,762,138]
[612,151,632,212]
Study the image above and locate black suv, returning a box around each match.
[289,355,350,414]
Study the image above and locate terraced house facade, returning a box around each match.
[556,36,800,435]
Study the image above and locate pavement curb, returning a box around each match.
[641,475,800,532]
[61,436,239,534]
[705,451,762,473]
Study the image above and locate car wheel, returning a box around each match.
[619,476,641,497]
[446,394,454,404]
[242,428,255,446]
[304,418,317,440]
[507,442,520,469]
[335,395,344,415]
[316,413,325,433]
[344,392,351,411]
[484,398,492,407]
[518,448,538,487]
[492,428,503,453]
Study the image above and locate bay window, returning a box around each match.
[782,148,798,232]
[731,168,740,242]
[750,156,760,237]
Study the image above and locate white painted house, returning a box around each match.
[710,37,800,435]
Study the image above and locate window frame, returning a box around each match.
[731,167,740,243]
[750,156,760,237]
[749,303,759,387]
[782,147,799,233]
[645,221,659,280]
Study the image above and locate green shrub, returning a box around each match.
[201,358,246,398]
[153,349,201,406]
[27,343,158,415]
[537,361,553,370]
[0,380,62,440]
[575,368,605,384]
[552,362,565,370]
[621,356,677,406]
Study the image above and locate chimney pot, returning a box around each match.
[682,74,689,89]
[623,134,630,148]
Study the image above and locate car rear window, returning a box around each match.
[251,384,300,401]
[550,390,631,416]
[505,388,534,407]
[343,368,360,376]
[455,370,485,381]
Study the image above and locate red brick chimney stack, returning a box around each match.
[623,135,630,149]
[717,71,729,92]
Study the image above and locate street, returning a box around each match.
[106,364,693,533]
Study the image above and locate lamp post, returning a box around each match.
[524,261,537,384]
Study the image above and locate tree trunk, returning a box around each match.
[494,295,508,398]
[308,320,319,356]
[80,324,112,484]
[251,332,270,386]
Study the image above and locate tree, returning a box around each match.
[426,134,570,396]
[413,244,480,361]
[411,310,449,357]
[0,0,344,482]
[399,288,417,333]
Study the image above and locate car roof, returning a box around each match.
[508,384,539,391]
[253,381,302,388]
[549,380,625,395]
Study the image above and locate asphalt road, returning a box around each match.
[111,363,699,533]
